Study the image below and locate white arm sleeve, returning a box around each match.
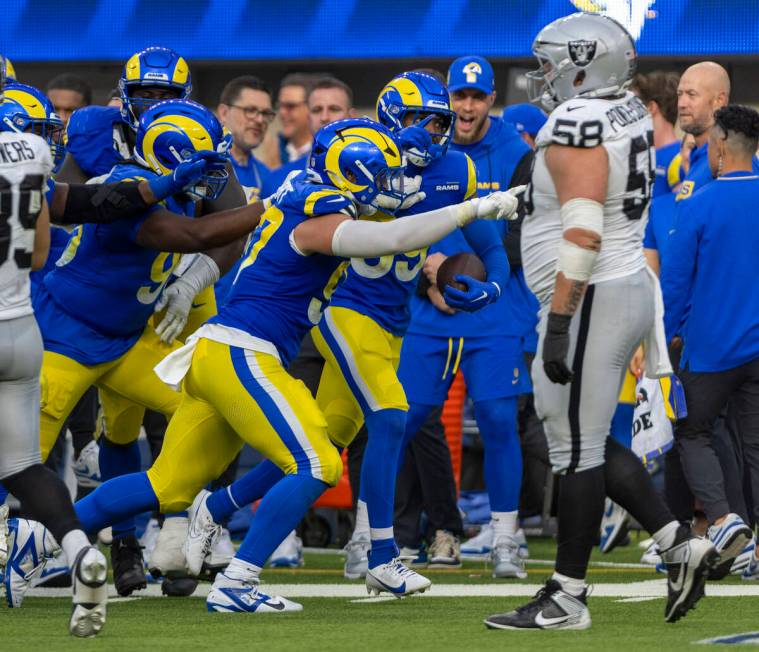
[331,202,475,258]
[556,197,604,282]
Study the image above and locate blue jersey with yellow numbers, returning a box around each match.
[65,106,129,178]
[36,162,192,363]
[328,150,477,336]
[209,170,355,367]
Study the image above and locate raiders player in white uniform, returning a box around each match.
[485,13,717,631]
[0,68,108,637]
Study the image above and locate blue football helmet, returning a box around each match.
[118,46,192,130]
[307,117,406,207]
[376,72,456,166]
[134,99,231,200]
[0,82,65,165]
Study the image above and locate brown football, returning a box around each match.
[436,252,486,292]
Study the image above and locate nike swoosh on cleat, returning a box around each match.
[371,577,406,594]
[260,599,286,611]
[535,611,571,627]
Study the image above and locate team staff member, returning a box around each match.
[662,105,758,578]
[217,76,275,203]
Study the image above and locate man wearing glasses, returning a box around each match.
[217,76,276,203]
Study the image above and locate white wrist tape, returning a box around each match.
[557,198,603,282]
[177,253,220,295]
[331,203,465,258]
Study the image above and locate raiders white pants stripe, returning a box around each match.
[0,314,43,480]
[532,269,655,474]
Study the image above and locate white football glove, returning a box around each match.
[153,254,220,344]
[474,185,527,221]
[366,174,426,214]
[154,279,195,345]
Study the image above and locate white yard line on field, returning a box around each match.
[26,580,759,600]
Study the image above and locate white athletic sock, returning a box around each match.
[225,557,262,583]
[552,571,587,597]
[61,529,89,564]
[652,521,680,550]
[353,499,370,539]
[491,511,518,540]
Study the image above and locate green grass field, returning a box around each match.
[7,536,759,651]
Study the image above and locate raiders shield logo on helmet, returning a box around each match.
[568,40,597,67]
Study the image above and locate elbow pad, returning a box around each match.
[557,198,603,282]
[57,181,149,226]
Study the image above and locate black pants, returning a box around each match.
[676,358,759,523]
[393,406,463,547]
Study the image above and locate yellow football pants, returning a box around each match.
[312,306,407,449]
[147,338,342,513]
[96,285,218,445]
[39,325,181,461]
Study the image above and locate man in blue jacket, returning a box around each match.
[662,105,759,579]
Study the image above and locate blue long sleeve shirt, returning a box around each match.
[662,171,759,372]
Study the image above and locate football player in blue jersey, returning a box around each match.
[56,47,248,595]
[394,57,535,576]
[2,99,272,608]
[178,73,519,594]
[18,118,522,614]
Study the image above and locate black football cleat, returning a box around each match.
[484,579,591,630]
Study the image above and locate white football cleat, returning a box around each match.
[343,534,370,580]
[491,536,527,579]
[268,530,303,568]
[139,518,161,565]
[731,538,756,576]
[366,557,431,598]
[206,528,236,571]
[69,546,108,638]
[149,515,190,578]
[0,503,8,568]
[72,440,101,488]
[461,523,494,556]
[31,550,70,587]
[184,491,221,577]
[206,572,303,613]
[640,540,662,566]
[4,518,60,608]
[707,513,754,580]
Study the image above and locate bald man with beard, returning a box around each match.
[675,61,735,200]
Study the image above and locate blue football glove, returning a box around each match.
[147,151,228,201]
[443,274,501,312]
[396,118,444,166]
